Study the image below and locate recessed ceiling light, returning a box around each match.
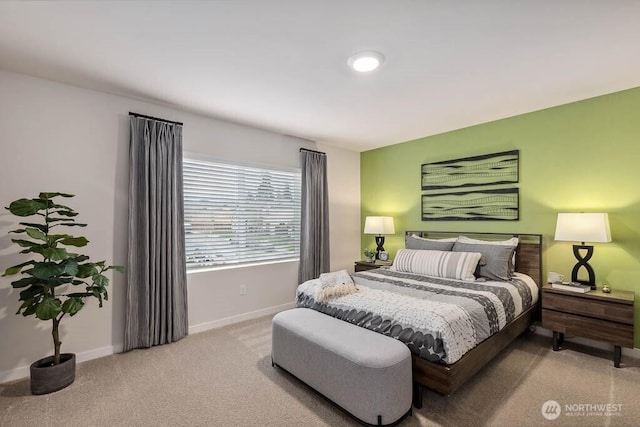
[348,51,385,73]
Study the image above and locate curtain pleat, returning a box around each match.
[298,151,330,283]
[124,117,188,351]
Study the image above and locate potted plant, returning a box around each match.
[2,192,123,394]
[363,248,377,263]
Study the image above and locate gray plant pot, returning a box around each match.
[30,353,76,395]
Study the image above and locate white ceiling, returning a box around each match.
[1,1,639,152]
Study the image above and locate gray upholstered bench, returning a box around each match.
[272,308,412,426]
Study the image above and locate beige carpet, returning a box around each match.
[1,315,639,426]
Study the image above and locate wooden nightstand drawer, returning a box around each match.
[355,261,379,272]
[354,261,392,272]
[541,285,635,367]
[542,292,634,325]
[542,309,634,348]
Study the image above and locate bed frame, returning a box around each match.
[405,231,542,404]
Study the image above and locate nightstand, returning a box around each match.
[541,285,635,367]
[354,261,379,272]
[354,261,392,272]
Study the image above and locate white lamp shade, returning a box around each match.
[554,213,611,243]
[364,216,395,235]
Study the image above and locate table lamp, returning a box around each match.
[364,216,395,260]
[554,212,611,289]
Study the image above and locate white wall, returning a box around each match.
[318,143,361,272]
[0,69,360,382]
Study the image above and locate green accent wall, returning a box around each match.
[361,87,640,347]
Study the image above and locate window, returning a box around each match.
[183,157,301,270]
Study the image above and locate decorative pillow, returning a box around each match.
[316,270,358,302]
[457,236,519,246]
[316,282,359,302]
[319,270,353,288]
[405,234,456,251]
[452,242,516,281]
[456,236,519,274]
[391,248,482,281]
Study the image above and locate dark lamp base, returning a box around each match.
[571,244,596,290]
[374,235,385,260]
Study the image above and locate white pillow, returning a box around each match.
[411,234,458,242]
[457,236,519,246]
[391,249,482,281]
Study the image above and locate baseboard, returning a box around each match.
[534,327,640,359]
[1,302,296,385]
[0,343,123,385]
[189,301,296,335]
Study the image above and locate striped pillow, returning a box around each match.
[391,249,482,281]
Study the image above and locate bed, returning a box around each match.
[295,231,542,399]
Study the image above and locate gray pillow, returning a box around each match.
[457,236,518,274]
[405,235,455,251]
[452,242,516,281]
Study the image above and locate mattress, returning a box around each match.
[295,268,538,365]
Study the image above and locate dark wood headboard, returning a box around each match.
[405,231,543,287]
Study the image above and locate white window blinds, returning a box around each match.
[183,157,301,270]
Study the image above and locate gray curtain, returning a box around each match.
[298,150,330,283]
[124,116,188,351]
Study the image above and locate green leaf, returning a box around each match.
[7,199,46,216]
[11,239,40,248]
[49,221,87,227]
[32,263,65,279]
[9,228,26,234]
[76,264,97,278]
[35,297,62,320]
[53,210,78,217]
[18,222,48,232]
[92,274,109,287]
[39,192,74,199]
[62,261,79,276]
[93,289,104,307]
[67,292,92,298]
[46,217,76,223]
[41,247,71,261]
[45,277,69,287]
[3,261,34,276]
[11,276,40,288]
[47,234,73,245]
[19,285,45,301]
[27,246,45,256]
[20,298,40,316]
[108,265,125,274]
[60,236,88,247]
[4,266,23,276]
[61,297,84,316]
[25,227,47,241]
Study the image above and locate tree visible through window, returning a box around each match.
[183,157,301,270]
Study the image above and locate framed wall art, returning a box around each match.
[421,188,519,221]
[421,149,519,191]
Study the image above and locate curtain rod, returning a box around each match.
[300,147,326,156]
[129,112,183,126]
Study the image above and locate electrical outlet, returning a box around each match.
[240,284,246,295]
